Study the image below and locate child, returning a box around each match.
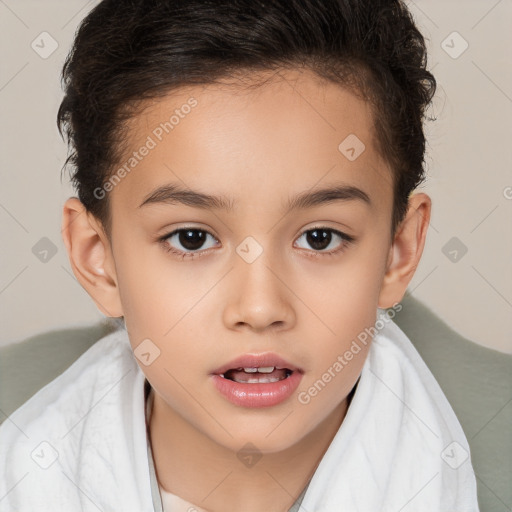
[0,0,479,510]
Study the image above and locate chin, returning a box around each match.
[207,419,310,455]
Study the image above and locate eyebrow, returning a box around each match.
[138,182,371,212]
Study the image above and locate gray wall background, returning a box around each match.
[1,0,511,352]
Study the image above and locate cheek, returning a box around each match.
[294,239,388,344]
[112,247,213,379]
[293,236,388,397]
[113,241,192,338]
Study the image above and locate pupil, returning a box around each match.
[179,230,206,250]
[307,229,331,250]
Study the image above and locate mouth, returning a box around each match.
[220,366,294,384]
[211,352,302,382]
[210,353,304,407]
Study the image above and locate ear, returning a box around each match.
[378,193,431,308]
[61,197,123,317]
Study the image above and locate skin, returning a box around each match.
[62,67,431,512]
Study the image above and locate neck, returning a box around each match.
[147,387,348,512]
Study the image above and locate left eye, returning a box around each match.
[294,228,350,252]
[164,229,218,253]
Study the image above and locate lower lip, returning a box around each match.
[211,371,303,408]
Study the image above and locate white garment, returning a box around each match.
[0,318,479,511]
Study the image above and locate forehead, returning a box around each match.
[110,67,392,215]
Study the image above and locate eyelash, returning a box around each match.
[158,226,355,260]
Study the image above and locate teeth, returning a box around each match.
[238,366,275,373]
[243,376,281,384]
[256,367,274,373]
[219,366,293,378]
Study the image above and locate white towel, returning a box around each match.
[0,316,479,511]
[300,316,479,511]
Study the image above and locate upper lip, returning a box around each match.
[211,352,303,375]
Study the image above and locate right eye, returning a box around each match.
[160,228,219,258]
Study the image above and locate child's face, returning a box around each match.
[89,68,400,452]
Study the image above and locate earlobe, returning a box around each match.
[378,193,431,309]
[61,197,123,317]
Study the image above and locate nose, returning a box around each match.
[222,249,296,333]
